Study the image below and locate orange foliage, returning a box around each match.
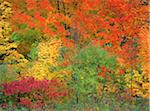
[11,0,69,39]
[71,0,148,68]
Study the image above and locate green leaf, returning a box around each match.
[11,32,21,42]
[27,42,39,61]
[89,10,98,14]
[0,64,7,81]
[55,103,61,111]
[17,23,27,29]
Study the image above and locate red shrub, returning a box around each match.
[1,77,68,108]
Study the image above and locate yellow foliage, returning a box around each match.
[38,38,62,65]
[138,26,149,76]
[0,0,28,64]
[0,1,71,81]
[0,0,13,55]
[0,21,12,40]
[0,1,29,83]
[0,0,12,20]
[23,38,64,80]
[124,69,149,98]
[0,42,17,54]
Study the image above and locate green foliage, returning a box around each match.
[11,32,20,42]
[27,42,39,61]
[68,46,116,104]
[11,29,41,60]
[0,64,7,82]
[0,64,7,75]
[0,64,18,84]
[17,24,28,29]
[88,10,98,14]
[11,29,42,43]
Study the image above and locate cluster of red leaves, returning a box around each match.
[98,66,111,80]
[72,0,148,68]
[3,77,48,95]
[120,39,139,67]
[11,0,70,38]
[11,0,74,56]
[1,77,68,108]
[18,98,31,108]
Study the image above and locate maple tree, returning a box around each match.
[71,0,148,67]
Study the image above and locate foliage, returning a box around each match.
[21,38,63,80]
[0,0,149,110]
[67,46,118,105]
[124,69,149,98]
[71,0,148,68]
[0,77,68,109]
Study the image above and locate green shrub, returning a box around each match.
[68,46,116,106]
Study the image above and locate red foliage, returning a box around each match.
[11,0,69,38]
[26,0,36,10]
[98,66,111,80]
[11,0,148,69]
[38,0,54,11]
[12,12,31,24]
[3,77,48,95]
[18,98,31,107]
[71,0,148,67]
[2,77,68,108]
[119,69,125,75]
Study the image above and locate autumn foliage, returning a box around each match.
[0,0,149,110]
